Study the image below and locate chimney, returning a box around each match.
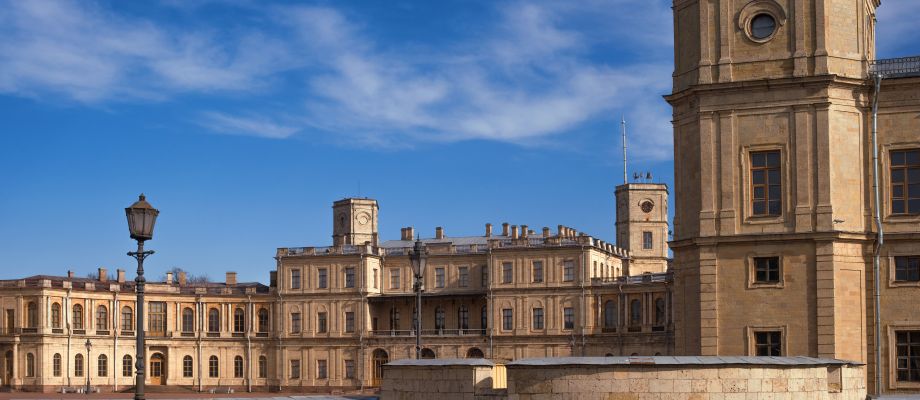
[511,225,519,239]
[117,269,126,283]
[543,227,550,238]
[401,228,410,241]
[407,226,415,240]
[520,225,528,238]
[165,272,174,285]
[435,227,444,239]
[502,223,510,236]
[67,270,75,279]
[178,272,187,286]
[98,267,107,282]
[485,223,493,237]
[226,272,237,286]
[558,225,565,237]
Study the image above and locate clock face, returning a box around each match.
[355,212,371,226]
[640,201,654,213]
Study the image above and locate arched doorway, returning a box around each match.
[420,348,436,359]
[149,353,166,385]
[466,348,484,359]
[3,350,12,387]
[371,349,388,387]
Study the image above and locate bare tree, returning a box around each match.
[160,267,210,284]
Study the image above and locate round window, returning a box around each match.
[750,14,777,40]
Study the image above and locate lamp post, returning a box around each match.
[84,339,92,394]
[410,238,427,359]
[125,194,158,400]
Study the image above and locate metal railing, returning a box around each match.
[369,328,486,337]
[871,56,920,78]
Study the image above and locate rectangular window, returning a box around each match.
[318,268,328,289]
[435,267,445,288]
[532,261,544,283]
[896,330,920,382]
[53,355,61,377]
[750,150,782,216]
[344,267,355,288]
[563,307,575,330]
[390,268,400,289]
[754,257,781,283]
[345,360,355,379]
[502,262,513,284]
[317,360,328,379]
[183,357,193,378]
[291,312,301,334]
[501,309,513,331]
[890,149,920,215]
[563,260,575,282]
[291,269,301,289]
[482,267,489,287]
[458,266,469,287]
[895,256,920,282]
[754,331,782,356]
[317,312,328,333]
[373,268,378,289]
[642,231,653,249]
[149,302,166,336]
[290,359,300,379]
[345,311,355,333]
[532,308,544,330]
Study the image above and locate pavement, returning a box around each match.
[0,394,378,400]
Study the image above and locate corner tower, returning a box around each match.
[332,198,379,246]
[615,183,670,275]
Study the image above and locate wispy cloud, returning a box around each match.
[199,112,299,139]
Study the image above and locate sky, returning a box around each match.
[1,0,918,284]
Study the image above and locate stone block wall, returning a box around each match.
[381,359,496,400]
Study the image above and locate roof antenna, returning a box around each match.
[621,116,628,185]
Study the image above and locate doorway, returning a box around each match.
[149,353,165,385]
[3,350,12,387]
[371,349,388,387]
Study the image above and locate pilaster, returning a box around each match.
[699,246,719,356]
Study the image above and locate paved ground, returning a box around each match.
[0,394,378,400]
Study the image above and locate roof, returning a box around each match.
[507,356,863,367]
[2,274,271,295]
[380,235,495,248]
[385,358,494,367]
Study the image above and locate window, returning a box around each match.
[258,308,269,333]
[458,306,469,331]
[182,308,194,332]
[563,260,575,282]
[98,354,108,377]
[26,353,34,377]
[53,353,62,377]
[655,298,666,326]
[754,257,781,283]
[435,267,445,288]
[317,312,328,333]
[121,306,133,332]
[291,312,302,334]
[459,266,469,287]
[754,331,782,356]
[75,354,84,377]
[373,268,378,289]
[420,348,436,359]
[481,305,488,331]
[750,13,777,40]
[630,299,642,326]
[290,268,301,289]
[345,359,355,379]
[890,149,920,215]
[208,356,219,377]
[532,261,544,283]
[73,304,83,330]
[502,262,513,284]
[234,356,244,378]
[563,307,575,330]
[390,269,400,289]
[233,308,245,332]
[434,307,445,331]
[482,267,489,287]
[51,303,61,329]
[149,302,166,335]
[316,359,328,379]
[643,231,653,249]
[532,308,544,330]
[318,268,328,289]
[123,355,132,377]
[345,311,355,333]
[751,150,782,216]
[502,309,513,331]
[183,355,193,378]
[895,256,920,282]
[27,302,37,328]
[896,331,920,382]
[258,356,267,378]
[208,308,220,333]
[290,359,301,379]
[389,307,400,330]
[96,305,108,330]
[344,267,355,288]
[604,301,617,329]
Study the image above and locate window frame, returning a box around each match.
[435,267,445,288]
[501,308,513,331]
[317,312,328,333]
[318,268,328,289]
[893,255,920,284]
[183,355,194,378]
[344,311,355,333]
[563,260,576,282]
[748,255,784,288]
[532,261,544,283]
[316,359,328,380]
[501,262,513,284]
[889,148,920,216]
[748,149,783,217]
[98,354,108,377]
[122,355,133,377]
[345,359,355,379]
[563,307,575,330]
[182,308,194,333]
[290,359,301,379]
[458,266,469,288]
[290,312,302,334]
[72,304,84,330]
[344,267,355,288]
[747,326,786,357]
[531,307,544,330]
[121,306,133,332]
[208,355,219,378]
[290,268,301,290]
[53,353,62,377]
[889,326,920,388]
[389,268,401,290]
[234,355,244,378]
[642,231,653,250]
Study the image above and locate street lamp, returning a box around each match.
[125,194,158,400]
[84,339,92,394]
[410,238,427,359]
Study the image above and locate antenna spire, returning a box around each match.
[621,116,628,185]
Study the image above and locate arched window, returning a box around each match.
[53,353,62,377]
[182,308,194,333]
[98,354,108,377]
[630,299,642,325]
[466,348,484,358]
[604,300,617,329]
[655,298,666,326]
[121,306,133,331]
[458,305,469,331]
[122,355,133,377]
[481,305,488,332]
[258,355,267,378]
[434,307,445,331]
[183,355,193,378]
[234,355,244,378]
[389,307,400,331]
[72,304,84,330]
[27,302,37,328]
[209,356,219,377]
[96,305,108,330]
[258,308,269,333]
[51,303,61,329]
[420,348,436,359]
[26,353,35,377]
[233,308,245,332]
[75,354,84,377]
[208,308,220,333]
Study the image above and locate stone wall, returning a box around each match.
[381,359,498,400]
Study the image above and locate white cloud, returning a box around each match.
[199,112,299,139]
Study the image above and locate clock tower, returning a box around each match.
[615,182,670,275]
[332,198,379,246]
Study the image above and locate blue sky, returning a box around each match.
[1,0,918,283]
